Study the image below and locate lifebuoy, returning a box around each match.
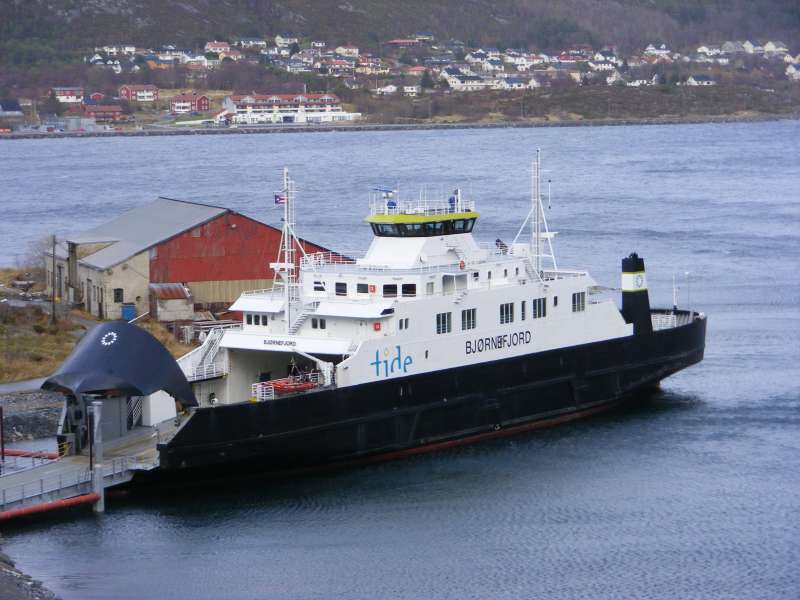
[373,322,381,331]
[459,260,465,270]
[368,284,376,293]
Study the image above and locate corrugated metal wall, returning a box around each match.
[149,212,328,304]
[187,279,274,303]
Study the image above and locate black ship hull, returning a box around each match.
[155,310,706,477]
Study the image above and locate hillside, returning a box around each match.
[3,0,799,65]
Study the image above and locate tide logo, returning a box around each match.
[370,345,413,378]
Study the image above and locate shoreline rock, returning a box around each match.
[0,537,58,600]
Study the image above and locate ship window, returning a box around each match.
[383,284,397,297]
[113,288,123,303]
[453,219,467,233]
[357,283,369,294]
[464,218,475,233]
[399,317,409,330]
[461,308,476,330]
[504,269,508,277]
[488,271,492,279]
[320,318,326,329]
[521,300,526,321]
[436,312,452,334]
[572,291,586,312]
[500,302,514,324]
[402,283,416,297]
[253,314,261,325]
[313,280,325,292]
[473,271,479,280]
[335,282,347,296]
[515,267,520,276]
[426,282,434,295]
[246,313,253,325]
[312,318,318,328]
[532,297,547,318]
[554,296,558,307]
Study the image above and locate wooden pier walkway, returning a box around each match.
[0,421,175,518]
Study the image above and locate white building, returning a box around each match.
[223,93,360,124]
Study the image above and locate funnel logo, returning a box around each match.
[635,274,644,288]
[100,332,118,347]
[370,345,413,378]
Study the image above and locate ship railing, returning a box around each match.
[651,310,694,330]
[250,372,323,402]
[300,251,359,269]
[369,198,475,216]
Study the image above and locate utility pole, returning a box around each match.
[51,234,57,324]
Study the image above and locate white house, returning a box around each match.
[764,41,789,55]
[373,84,398,96]
[685,74,716,86]
[743,40,764,54]
[51,87,84,103]
[786,64,800,81]
[402,85,421,97]
[274,34,299,47]
[224,93,360,124]
[644,43,671,57]
[335,45,359,58]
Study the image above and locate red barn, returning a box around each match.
[49,197,332,321]
[83,104,124,121]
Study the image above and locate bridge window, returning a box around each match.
[520,300,526,320]
[383,284,397,298]
[335,282,347,296]
[426,282,434,295]
[461,308,476,330]
[399,317,409,330]
[436,312,452,334]
[313,280,325,292]
[500,302,514,324]
[402,283,416,297]
[246,313,253,325]
[532,297,547,318]
[253,314,261,325]
[312,318,327,329]
[371,218,477,237]
[357,283,369,294]
[572,291,586,312]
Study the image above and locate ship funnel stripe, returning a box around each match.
[621,272,648,292]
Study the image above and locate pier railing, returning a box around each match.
[0,456,138,511]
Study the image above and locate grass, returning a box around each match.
[0,304,196,384]
[135,319,196,358]
[0,305,82,383]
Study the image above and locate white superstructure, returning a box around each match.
[184,159,632,406]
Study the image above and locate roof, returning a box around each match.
[68,197,229,269]
[149,283,191,300]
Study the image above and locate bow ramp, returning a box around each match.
[0,321,192,521]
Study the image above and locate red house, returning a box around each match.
[83,104,124,121]
[118,84,159,103]
[170,93,210,114]
[89,91,106,102]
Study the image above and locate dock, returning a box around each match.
[0,419,174,520]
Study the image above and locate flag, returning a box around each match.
[274,192,287,205]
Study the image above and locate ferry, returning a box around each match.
[46,154,706,477]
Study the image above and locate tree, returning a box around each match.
[421,70,435,89]
[289,42,301,56]
[41,91,64,116]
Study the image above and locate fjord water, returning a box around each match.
[1,121,798,599]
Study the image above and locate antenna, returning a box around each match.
[270,167,303,334]
[533,149,542,274]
